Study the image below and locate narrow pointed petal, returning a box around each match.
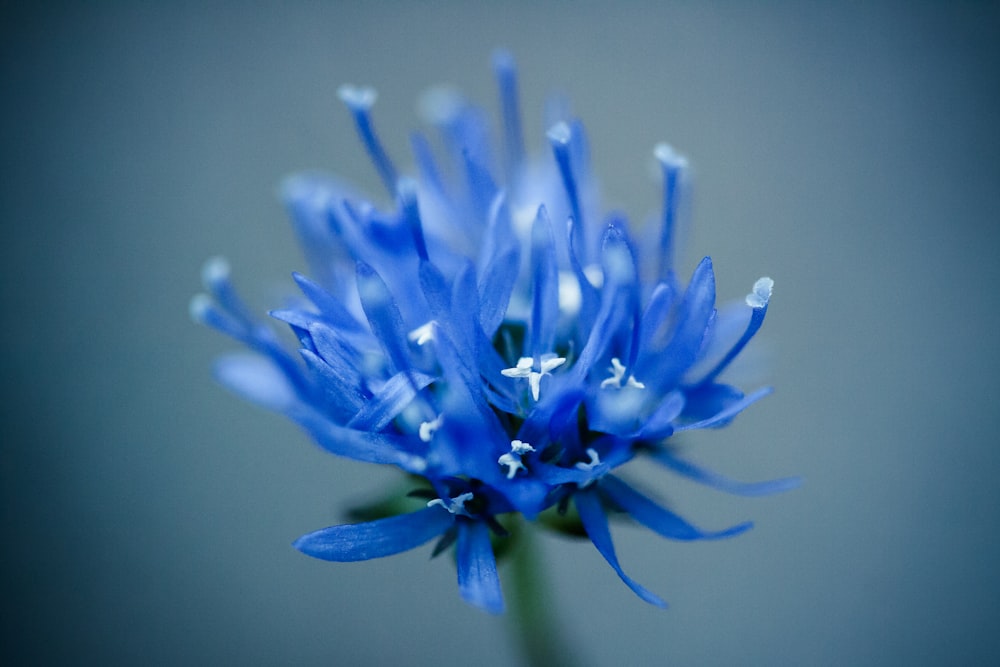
[347,370,436,431]
[575,489,667,608]
[649,450,803,496]
[675,386,773,431]
[338,85,398,194]
[456,520,504,614]
[294,505,453,561]
[600,475,752,541]
[356,262,411,374]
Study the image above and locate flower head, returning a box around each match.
[193,51,798,613]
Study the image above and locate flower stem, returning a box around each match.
[507,523,581,667]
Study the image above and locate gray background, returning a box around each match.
[3,2,998,665]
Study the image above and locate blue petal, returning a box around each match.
[492,49,525,176]
[298,349,364,421]
[675,386,772,431]
[649,449,803,496]
[574,488,667,608]
[528,206,559,358]
[338,85,398,194]
[214,353,298,413]
[356,262,412,374]
[456,520,504,614]
[600,475,752,541]
[294,504,453,561]
[347,370,436,431]
[641,257,716,390]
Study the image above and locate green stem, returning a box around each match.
[507,524,581,667]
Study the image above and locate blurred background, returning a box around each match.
[2,2,998,665]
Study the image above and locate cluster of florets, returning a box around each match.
[192,51,796,613]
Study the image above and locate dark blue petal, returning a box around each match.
[294,505,453,561]
[574,488,667,608]
[600,475,752,541]
[456,520,504,614]
[648,449,803,496]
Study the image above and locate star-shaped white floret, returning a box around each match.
[600,357,646,389]
[498,439,536,479]
[501,354,566,401]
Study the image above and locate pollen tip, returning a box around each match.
[546,121,571,145]
[201,256,230,289]
[337,85,377,110]
[654,142,688,170]
[188,293,212,323]
[746,276,774,309]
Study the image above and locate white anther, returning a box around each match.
[498,440,535,480]
[654,142,689,171]
[501,354,566,401]
[418,414,444,443]
[547,121,571,145]
[201,256,231,290]
[337,85,377,109]
[600,357,646,390]
[427,491,475,517]
[408,321,437,346]
[574,448,602,472]
[745,277,774,309]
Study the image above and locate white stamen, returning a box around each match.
[501,355,566,401]
[427,491,474,516]
[510,439,535,454]
[408,321,437,346]
[418,414,444,443]
[745,277,774,309]
[600,357,646,389]
[574,448,602,472]
[498,440,536,479]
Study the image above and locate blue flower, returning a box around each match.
[192,51,798,614]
